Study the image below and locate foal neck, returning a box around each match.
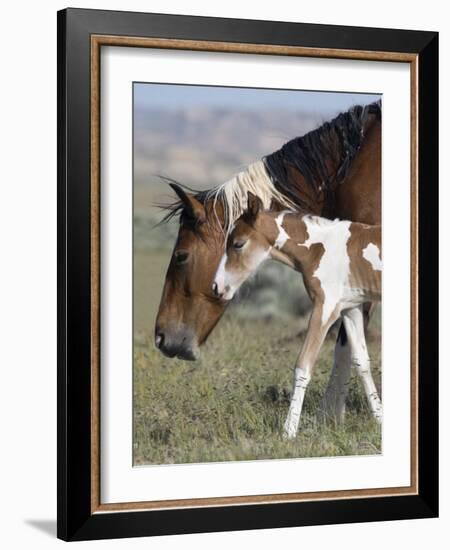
[262,211,343,269]
[262,211,310,248]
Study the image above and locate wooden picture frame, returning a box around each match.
[57,7,438,541]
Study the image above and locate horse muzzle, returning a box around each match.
[154,326,200,361]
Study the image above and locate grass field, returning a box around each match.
[133,251,382,465]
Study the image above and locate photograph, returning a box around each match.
[133,83,383,466]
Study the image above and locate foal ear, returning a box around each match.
[169,183,206,224]
[245,192,262,224]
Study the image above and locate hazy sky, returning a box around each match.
[134,82,380,115]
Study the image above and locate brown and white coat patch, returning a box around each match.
[213,204,382,438]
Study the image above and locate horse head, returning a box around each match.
[154,183,228,360]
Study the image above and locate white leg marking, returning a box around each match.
[299,217,352,325]
[362,243,382,271]
[283,367,311,439]
[342,306,382,423]
[283,303,340,439]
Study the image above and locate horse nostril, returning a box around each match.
[155,332,164,349]
[212,282,219,297]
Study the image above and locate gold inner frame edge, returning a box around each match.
[90,34,419,514]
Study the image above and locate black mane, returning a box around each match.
[263,101,381,208]
[158,101,381,223]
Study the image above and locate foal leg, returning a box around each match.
[284,305,340,439]
[321,302,375,422]
[342,306,382,423]
[320,323,352,423]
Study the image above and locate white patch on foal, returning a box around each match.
[274,211,291,249]
[214,252,228,293]
[362,243,382,271]
[299,216,352,325]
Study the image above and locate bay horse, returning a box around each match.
[155,101,381,420]
[213,193,382,438]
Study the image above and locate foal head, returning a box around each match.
[213,193,272,301]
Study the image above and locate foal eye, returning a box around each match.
[233,240,246,250]
[174,251,189,264]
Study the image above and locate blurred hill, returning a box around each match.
[135,108,324,188]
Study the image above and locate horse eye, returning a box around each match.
[175,251,189,264]
[233,240,246,250]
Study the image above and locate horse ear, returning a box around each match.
[169,183,206,223]
[245,192,262,224]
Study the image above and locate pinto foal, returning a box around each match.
[213,193,382,439]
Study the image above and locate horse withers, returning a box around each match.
[213,193,382,439]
